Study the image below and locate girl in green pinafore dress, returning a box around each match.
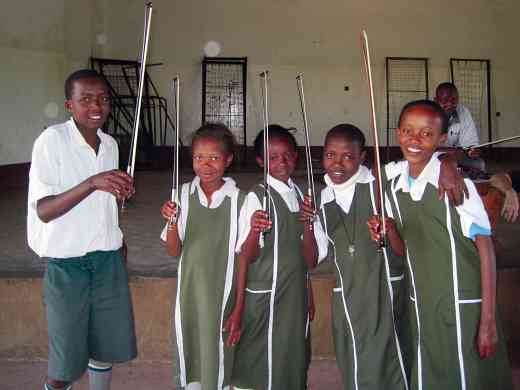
[314,124,408,390]
[160,124,246,390]
[226,125,320,390]
[369,100,512,390]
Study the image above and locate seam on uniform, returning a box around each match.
[459,299,482,304]
[445,196,467,390]
[174,183,190,386]
[245,288,272,294]
[266,190,278,390]
[217,190,239,390]
[329,235,359,390]
[371,181,409,390]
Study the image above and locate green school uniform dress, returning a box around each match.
[317,166,407,390]
[166,177,244,390]
[386,154,512,390]
[232,178,308,390]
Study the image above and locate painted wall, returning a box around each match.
[0,0,104,165]
[98,0,520,148]
[1,0,519,165]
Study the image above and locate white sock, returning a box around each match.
[88,360,112,390]
[44,384,72,390]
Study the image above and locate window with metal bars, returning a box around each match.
[386,57,429,147]
[202,57,247,163]
[450,59,491,144]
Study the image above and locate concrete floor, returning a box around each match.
[0,360,343,390]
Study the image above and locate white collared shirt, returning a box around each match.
[236,175,301,251]
[316,166,374,262]
[27,118,123,258]
[445,104,480,148]
[321,165,374,214]
[385,152,490,238]
[236,175,325,252]
[160,176,242,242]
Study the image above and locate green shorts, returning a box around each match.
[43,250,137,382]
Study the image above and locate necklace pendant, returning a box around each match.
[348,244,356,256]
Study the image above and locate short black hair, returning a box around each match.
[64,69,107,99]
[325,123,366,149]
[191,122,236,157]
[398,99,449,133]
[435,82,458,96]
[253,124,298,158]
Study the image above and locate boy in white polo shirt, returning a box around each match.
[27,69,137,390]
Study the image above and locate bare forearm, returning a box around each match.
[475,235,497,324]
[36,179,95,223]
[490,173,513,195]
[166,226,182,257]
[386,229,405,257]
[240,230,261,264]
[302,225,318,269]
[233,253,250,314]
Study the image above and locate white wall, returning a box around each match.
[0,0,105,165]
[1,0,519,165]
[0,1,66,165]
[97,0,520,148]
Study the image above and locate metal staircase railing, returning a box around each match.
[90,57,179,168]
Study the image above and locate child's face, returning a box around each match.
[397,107,447,169]
[322,136,365,185]
[65,77,111,132]
[256,137,298,183]
[192,138,233,187]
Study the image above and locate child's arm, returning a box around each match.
[239,210,271,264]
[437,153,469,206]
[160,200,182,257]
[307,276,315,322]
[367,216,405,257]
[121,240,128,264]
[224,251,249,347]
[490,173,519,223]
[37,170,134,223]
[224,208,271,347]
[300,195,318,269]
[474,235,499,359]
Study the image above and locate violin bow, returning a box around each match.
[296,73,317,225]
[361,30,386,246]
[260,71,272,222]
[168,75,181,228]
[123,2,153,209]
[467,134,520,150]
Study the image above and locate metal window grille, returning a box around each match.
[450,59,491,144]
[386,57,429,148]
[202,57,247,163]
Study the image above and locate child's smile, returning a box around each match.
[257,137,298,183]
[322,136,365,185]
[397,107,447,177]
[192,138,232,189]
[65,78,111,133]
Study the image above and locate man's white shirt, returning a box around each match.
[445,104,480,148]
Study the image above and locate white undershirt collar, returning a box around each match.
[321,165,374,213]
[191,176,238,208]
